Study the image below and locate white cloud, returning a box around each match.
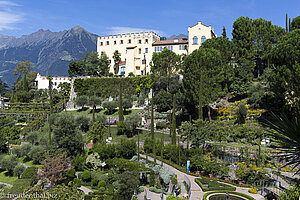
[107,26,164,36]
[0,1,20,7]
[0,1,23,31]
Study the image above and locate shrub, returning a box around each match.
[66,169,76,180]
[13,165,26,178]
[28,145,45,164]
[149,186,162,193]
[138,186,144,193]
[81,170,91,182]
[11,147,23,157]
[156,121,167,129]
[98,180,106,188]
[248,188,258,194]
[72,153,87,171]
[0,155,18,175]
[73,178,82,187]
[75,115,91,132]
[21,167,37,180]
[98,186,106,193]
[91,178,99,186]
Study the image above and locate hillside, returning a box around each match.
[0,26,98,85]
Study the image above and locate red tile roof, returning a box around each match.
[152,39,188,46]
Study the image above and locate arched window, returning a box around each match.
[193,36,198,44]
[201,36,206,43]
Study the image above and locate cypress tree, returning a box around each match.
[151,89,156,163]
[222,26,227,38]
[92,93,95,123]
[286,13,288,32]
[198,71,203,120]
[289,18,291,32]
[22,74,29,92]
[47,76,53,147]
[171,93,176,145]
[118,80,124,123]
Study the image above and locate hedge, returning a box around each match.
[195,178,236,192]
[9,179,32,194]
[202,191,256,200]
[74,76,152,97]
[21,167,37,180]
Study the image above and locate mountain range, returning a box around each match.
[0,26,98,85]
[0,26,187,86]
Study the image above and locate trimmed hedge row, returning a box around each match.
[74,77,152,97]
[195,178,236,192]
[203,191,256,200]
[21,167,37,180]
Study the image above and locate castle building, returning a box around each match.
[97,21,215,76]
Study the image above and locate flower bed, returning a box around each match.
[195,178,236,192]
[203,191,255,200]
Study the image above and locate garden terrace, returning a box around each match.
[195,178,236,192]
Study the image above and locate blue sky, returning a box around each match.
[0,0,299,38]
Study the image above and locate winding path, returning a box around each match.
[140,155,264,200]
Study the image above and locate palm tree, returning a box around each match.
[113,50,121,75]
[265,112,300,174]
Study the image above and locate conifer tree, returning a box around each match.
[286,13,288,32]
[47,76,53,147]
[171,93,176,144]
[151,89,156,163]
[118,81,124,123]
[222,26,227,38]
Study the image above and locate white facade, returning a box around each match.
[97,21,215,76]
[97,32,160,76]
[188,21,216,53]
[35,73,70,90]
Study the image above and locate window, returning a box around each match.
[120,40,123,44]
[193,36,198,44]
[139,48,141,54]
[160,47,162,51]
[145,39,148,43]
[100,42,103,46]
[138,40,141,44]
[101,51,104,55]
[121,66,126,76]
[107,41,109,45]
[145,48,148,53]
[136,66,140,70]
[171,46,173,51]
[201,36,206,43]
[114,41,117,45]
[179,45,185,50]
[128,39,131,44]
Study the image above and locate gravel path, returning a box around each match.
[0,182,13,188]
[78,186,93,195]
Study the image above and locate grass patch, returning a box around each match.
[195,178,236,192]
[22,160,42,169]
[203,191,255,200]
[9,179,32,194]
[0,171,18,185]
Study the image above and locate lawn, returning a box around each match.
[0,170,18,185]
[19,157,43,169]
[195,178,236,192]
